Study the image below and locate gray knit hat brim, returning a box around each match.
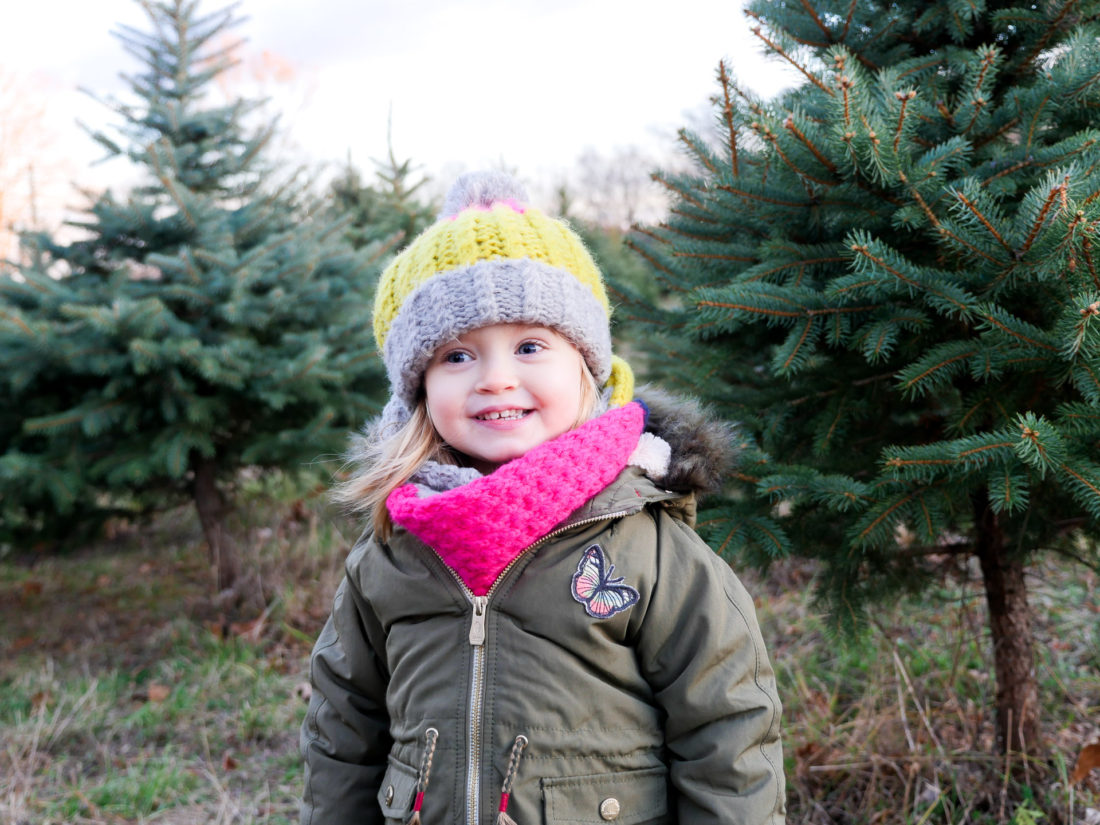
[379,257,612,426]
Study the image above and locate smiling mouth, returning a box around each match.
[475,409,530,421]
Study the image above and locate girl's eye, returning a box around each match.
[517,341,544,355]
[442,350,471,364]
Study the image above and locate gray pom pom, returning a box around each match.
[441,171,530,218]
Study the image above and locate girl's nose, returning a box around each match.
[475,353,519,393]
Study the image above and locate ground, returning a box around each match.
[2,493,1098,824]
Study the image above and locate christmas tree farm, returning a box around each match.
[633,0,1100,756]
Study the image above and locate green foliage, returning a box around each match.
[326,141,436,253]
[631,0,1100,629]
[0,0,400,548]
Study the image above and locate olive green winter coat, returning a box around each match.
[301,396,786,825]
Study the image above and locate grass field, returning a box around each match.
[2,478,1098,824]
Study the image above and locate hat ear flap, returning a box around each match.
[605,356,635,409]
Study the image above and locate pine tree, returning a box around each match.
[632,0,1100,756]
[327,141,435,253]
[0,0,391,599]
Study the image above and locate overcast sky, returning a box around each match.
[2,0,798,228]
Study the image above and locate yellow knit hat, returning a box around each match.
[373,172,634,426]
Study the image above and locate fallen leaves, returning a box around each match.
[21,580,44,598]
[205,605,274,642]
[131,683,171,704]
[1071,742,1100,785]
[30,690,53,711]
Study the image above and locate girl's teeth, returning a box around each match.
[478,410,527,420]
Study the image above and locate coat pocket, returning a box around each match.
[377,755,418,823]
[542,766,669,824]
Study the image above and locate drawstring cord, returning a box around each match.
[407,727,439,825]
[496,734,529,825]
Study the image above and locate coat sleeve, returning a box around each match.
[635,510,787,824]
[300,540,393,825]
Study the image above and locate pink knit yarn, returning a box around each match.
[447,199,526,219]
[386,402,645,596]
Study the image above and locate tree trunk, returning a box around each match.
[973,496,1041,756]
[192,456,241,593]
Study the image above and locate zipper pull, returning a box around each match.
[469,596,488,646]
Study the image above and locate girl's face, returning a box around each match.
[424,324,589,473]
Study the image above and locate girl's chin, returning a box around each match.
[463,441,539,474]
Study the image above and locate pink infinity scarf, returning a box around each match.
[387,402,645,596]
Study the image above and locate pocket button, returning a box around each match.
[384,785,395,806]
[599,797,621,821]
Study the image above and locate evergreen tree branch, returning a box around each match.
[1025,94,1054,153]
[669,207,720,225]
[654,167,704,208]
[953,191,1014,256]
[1060,461,1100,510]
[973,116,1022,153]
[624,233,677,279]
[893,90,917,154]
[894,57,944,83]
[785,117,839,175]
[673,251,756,263]
[855,491,917,545]
[717,61,740,176]
[898,172,1000,264]
[981,156,1033,188]
[758,124,838,186]
[838,72,855,128]
[900,348,980,393]
[936,99,957,130]
[1017,177,1069,258]
[747,256,848,283]
[676,129,718,176]
[1083,236,1100,290]
[696,298,878,321]
[840,0,858,41]
[848,241,975,315]
[717,185,810,209]
[0,309,33,336]
[959,48,998,136]
[745,13,835,96]
[1017,0,1080,75]
[798,0,835,42]
[958,397,992,431]
[962,98,990,137]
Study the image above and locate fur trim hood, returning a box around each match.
[636,385,738,499]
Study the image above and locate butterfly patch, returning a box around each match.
[570,545,640,619]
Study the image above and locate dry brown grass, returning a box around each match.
[2,477,1098,824]
[745,553,1100,823]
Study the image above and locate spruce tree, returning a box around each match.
[327,143,435,253]
[632,0,1100,755]
[0,0,390,599]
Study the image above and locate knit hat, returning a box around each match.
[372,171,634,430]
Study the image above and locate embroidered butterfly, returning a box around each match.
[570,544,640,619]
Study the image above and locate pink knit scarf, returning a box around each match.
[386,402,645,596]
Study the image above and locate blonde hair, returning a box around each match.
[338,359,601,541]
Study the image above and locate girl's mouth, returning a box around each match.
[475,409,530,421]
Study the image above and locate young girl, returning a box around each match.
[300,172,786,825]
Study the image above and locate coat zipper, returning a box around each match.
[436,508,637,825]
[466,595,487,825]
